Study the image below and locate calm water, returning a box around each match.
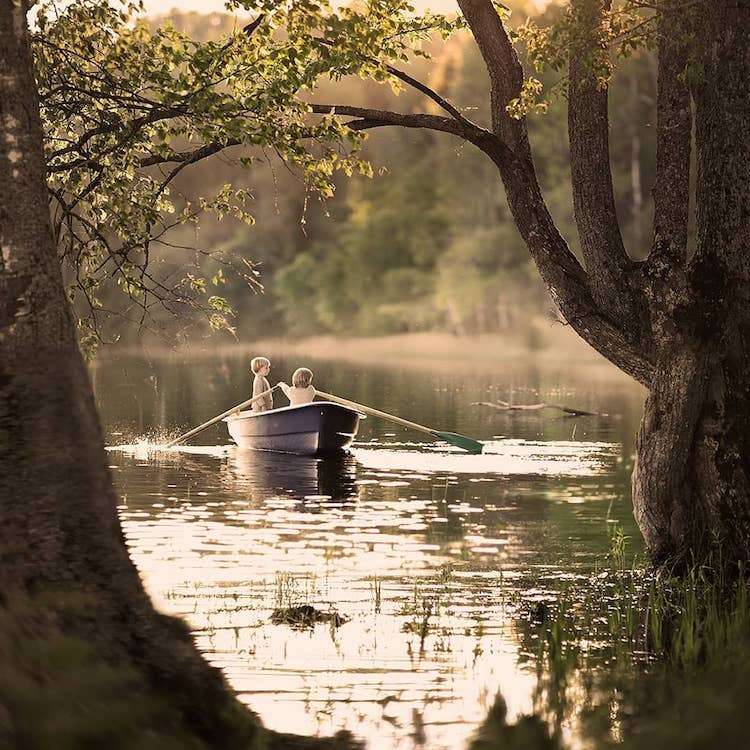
[95,347,645,748]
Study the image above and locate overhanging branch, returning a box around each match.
[315,36,475,127]
[457,0,653,385]
[384,64,469,123]
[568,0,643,335]
[138,140,242,168]
[311,103,491,142]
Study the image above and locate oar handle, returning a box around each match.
[166,384,280,447]
[314,389,436,438]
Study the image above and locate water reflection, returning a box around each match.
[100,349,645,749]
[109,437,633,748]
[354,439,619,477]
[227,450,358,502]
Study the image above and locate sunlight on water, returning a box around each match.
[108,435,628,748]
[110,437,619,478]
[107,441,233,459]
[97,351,644,749]
[354,439,618,477]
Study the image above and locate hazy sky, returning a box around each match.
[142,0,457,16]
[143,0,248,12]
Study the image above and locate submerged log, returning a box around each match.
[472,400,605,418]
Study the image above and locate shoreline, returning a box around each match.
[100,323,642,387]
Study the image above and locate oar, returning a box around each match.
[165,385,280,447]
[315,389,484,454]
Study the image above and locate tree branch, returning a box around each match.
[646,6,692,272]
[213,15,265,60]
[568,0,645,336]
[138,140,242,168]
[456,0,653,386]
[141,104,489,169]
[384,63,470,123]
[46,106,187,165]
[311,103,489,141]
[315,36,474,126]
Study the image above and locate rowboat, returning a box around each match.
[223,401,362,455]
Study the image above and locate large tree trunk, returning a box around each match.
[0,4,348,747]
[454,0,750,568]
[633,348,750,567]
[0,1,254,743]
[632,3,750,566]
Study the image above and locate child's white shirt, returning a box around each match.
[279,383,315,406]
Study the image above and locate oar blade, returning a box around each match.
[432,431,484,454]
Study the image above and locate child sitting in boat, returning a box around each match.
[278,367,315,406]
[250,356,274,412]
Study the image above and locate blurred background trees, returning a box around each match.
[42,1,658,347]
[156,2,657,344]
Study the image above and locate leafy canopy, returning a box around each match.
[36,0,461,351]
[37,0,657,352]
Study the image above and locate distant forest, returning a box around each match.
[125,2,659,343]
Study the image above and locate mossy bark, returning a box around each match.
[0,4,351,748]
[632,3,750,567]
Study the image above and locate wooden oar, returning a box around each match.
[315,389,484,454]
[165,385,279,447]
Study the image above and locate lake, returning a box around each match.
[96,344,646,749]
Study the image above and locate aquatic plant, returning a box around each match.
[368,575,382,614]
[645,559,750,668]
[270,605,349,630]
[273,571,319,610]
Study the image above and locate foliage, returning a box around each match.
[275,148,452,335]
[35,0,461,351]
[513,0,657,79]
[36,0,661,348]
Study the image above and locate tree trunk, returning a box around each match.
[409,0,750,568]
[633,348,750,567]
[629,75,643,256]
[632,3,750,567]
[0,4,347,747]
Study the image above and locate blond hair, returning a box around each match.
[250,356,271,374]
[292,367,313,388]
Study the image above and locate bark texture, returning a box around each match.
[451,0,750,566]
[632,0,750,565]
[0,3,349,747]
[568,0,644,334]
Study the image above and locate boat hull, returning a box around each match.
[224,401,361,456]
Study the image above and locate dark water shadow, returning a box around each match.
[468,693,560,750]
[226,449,358,502]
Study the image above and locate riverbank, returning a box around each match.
[124,320,641,386]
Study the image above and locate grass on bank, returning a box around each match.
[529,537,750,671]
[504,531,750,750]
[0,592,360,750]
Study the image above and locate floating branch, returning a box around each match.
[472,400,606,418]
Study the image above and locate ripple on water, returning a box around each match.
[108,434,631,749]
